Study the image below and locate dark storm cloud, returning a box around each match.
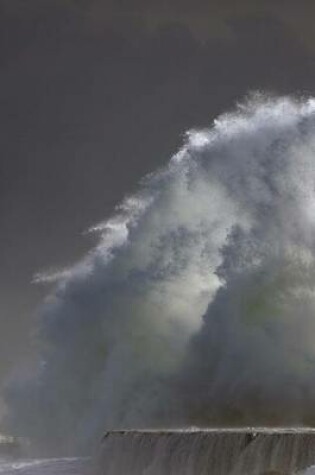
[1,0,315,404]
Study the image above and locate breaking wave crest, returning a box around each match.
[5,94,315,454]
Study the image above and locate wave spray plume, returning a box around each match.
[5,95,315,454]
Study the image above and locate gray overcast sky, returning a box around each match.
[1,0,315,390]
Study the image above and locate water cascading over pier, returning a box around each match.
[98,429,315,475]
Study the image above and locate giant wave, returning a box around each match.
[5,95,315,455]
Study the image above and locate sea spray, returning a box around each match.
[4,95,315,454]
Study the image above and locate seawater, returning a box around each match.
[0,457,89,475]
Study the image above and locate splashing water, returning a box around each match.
[4,94,315,455]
